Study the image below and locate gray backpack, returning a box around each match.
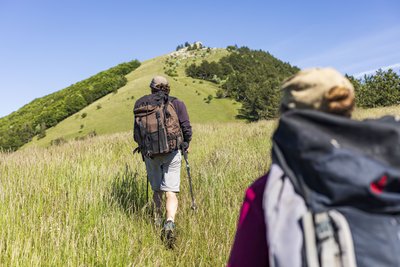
[270,110,400,267]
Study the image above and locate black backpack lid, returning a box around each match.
[272,109,400,213]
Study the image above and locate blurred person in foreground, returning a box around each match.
[228,68,400,267]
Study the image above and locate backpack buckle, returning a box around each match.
[315,212,334,241]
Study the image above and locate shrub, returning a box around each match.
[36,123,47,140]
[50,137,66,146]
[216,89,226,98]
[165,69,178,77]
[88,130,97,138]
[37,130,46,140]
[81,113,87,119]
[211,75,221,84]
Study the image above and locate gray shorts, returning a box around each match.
[144,150,182,192]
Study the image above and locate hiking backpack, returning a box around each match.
[266,109,400,267]
[133,92,183,157]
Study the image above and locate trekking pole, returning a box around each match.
[181,146,197,210]
[133,147,149,204]
[146,174,149,203]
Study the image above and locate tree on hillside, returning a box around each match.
[362,69,400,107]
[226,44,238,51]
[185,46,299,120]
[238,79,281,120]
[37,122,47,140]
[348,69,400,108]
[65,93,87,114]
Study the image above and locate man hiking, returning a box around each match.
[133,75,192,245]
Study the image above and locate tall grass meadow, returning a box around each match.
[0,122,275,266]
[2,104,398,266]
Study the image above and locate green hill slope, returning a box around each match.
[0,61,140,151]
[27,48,239,148]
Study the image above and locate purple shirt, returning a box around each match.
[228,174,269,267]
[171,98,192,143]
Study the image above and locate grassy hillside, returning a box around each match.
[26,48,239,148]
[1,105,399,266]
[0,60,140,151]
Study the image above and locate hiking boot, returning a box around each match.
[161,220,176,249]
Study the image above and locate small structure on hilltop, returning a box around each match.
[170,41,207,60]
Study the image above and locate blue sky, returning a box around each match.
[1,0,399,117]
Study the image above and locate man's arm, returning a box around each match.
[133,119,140,144]
[173,99,192,145]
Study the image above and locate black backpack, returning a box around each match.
[272,109,400,267]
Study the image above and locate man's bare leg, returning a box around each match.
[165,191,178,222]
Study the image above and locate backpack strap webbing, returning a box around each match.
[315,212,340,267]
[272,141,311,208]
[302,211,319,267]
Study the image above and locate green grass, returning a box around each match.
[26,48,239,148]
[2,105,400,265]
[1,121,274,266]
[352,105,400,120]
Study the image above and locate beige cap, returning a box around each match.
[150,75,169,89]
[281,67,354,112]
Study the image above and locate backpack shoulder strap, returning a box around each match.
[272,141,311,208]
[167,96,177,108]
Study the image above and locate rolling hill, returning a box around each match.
[6,44,400,150]
[25,48,240,148]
